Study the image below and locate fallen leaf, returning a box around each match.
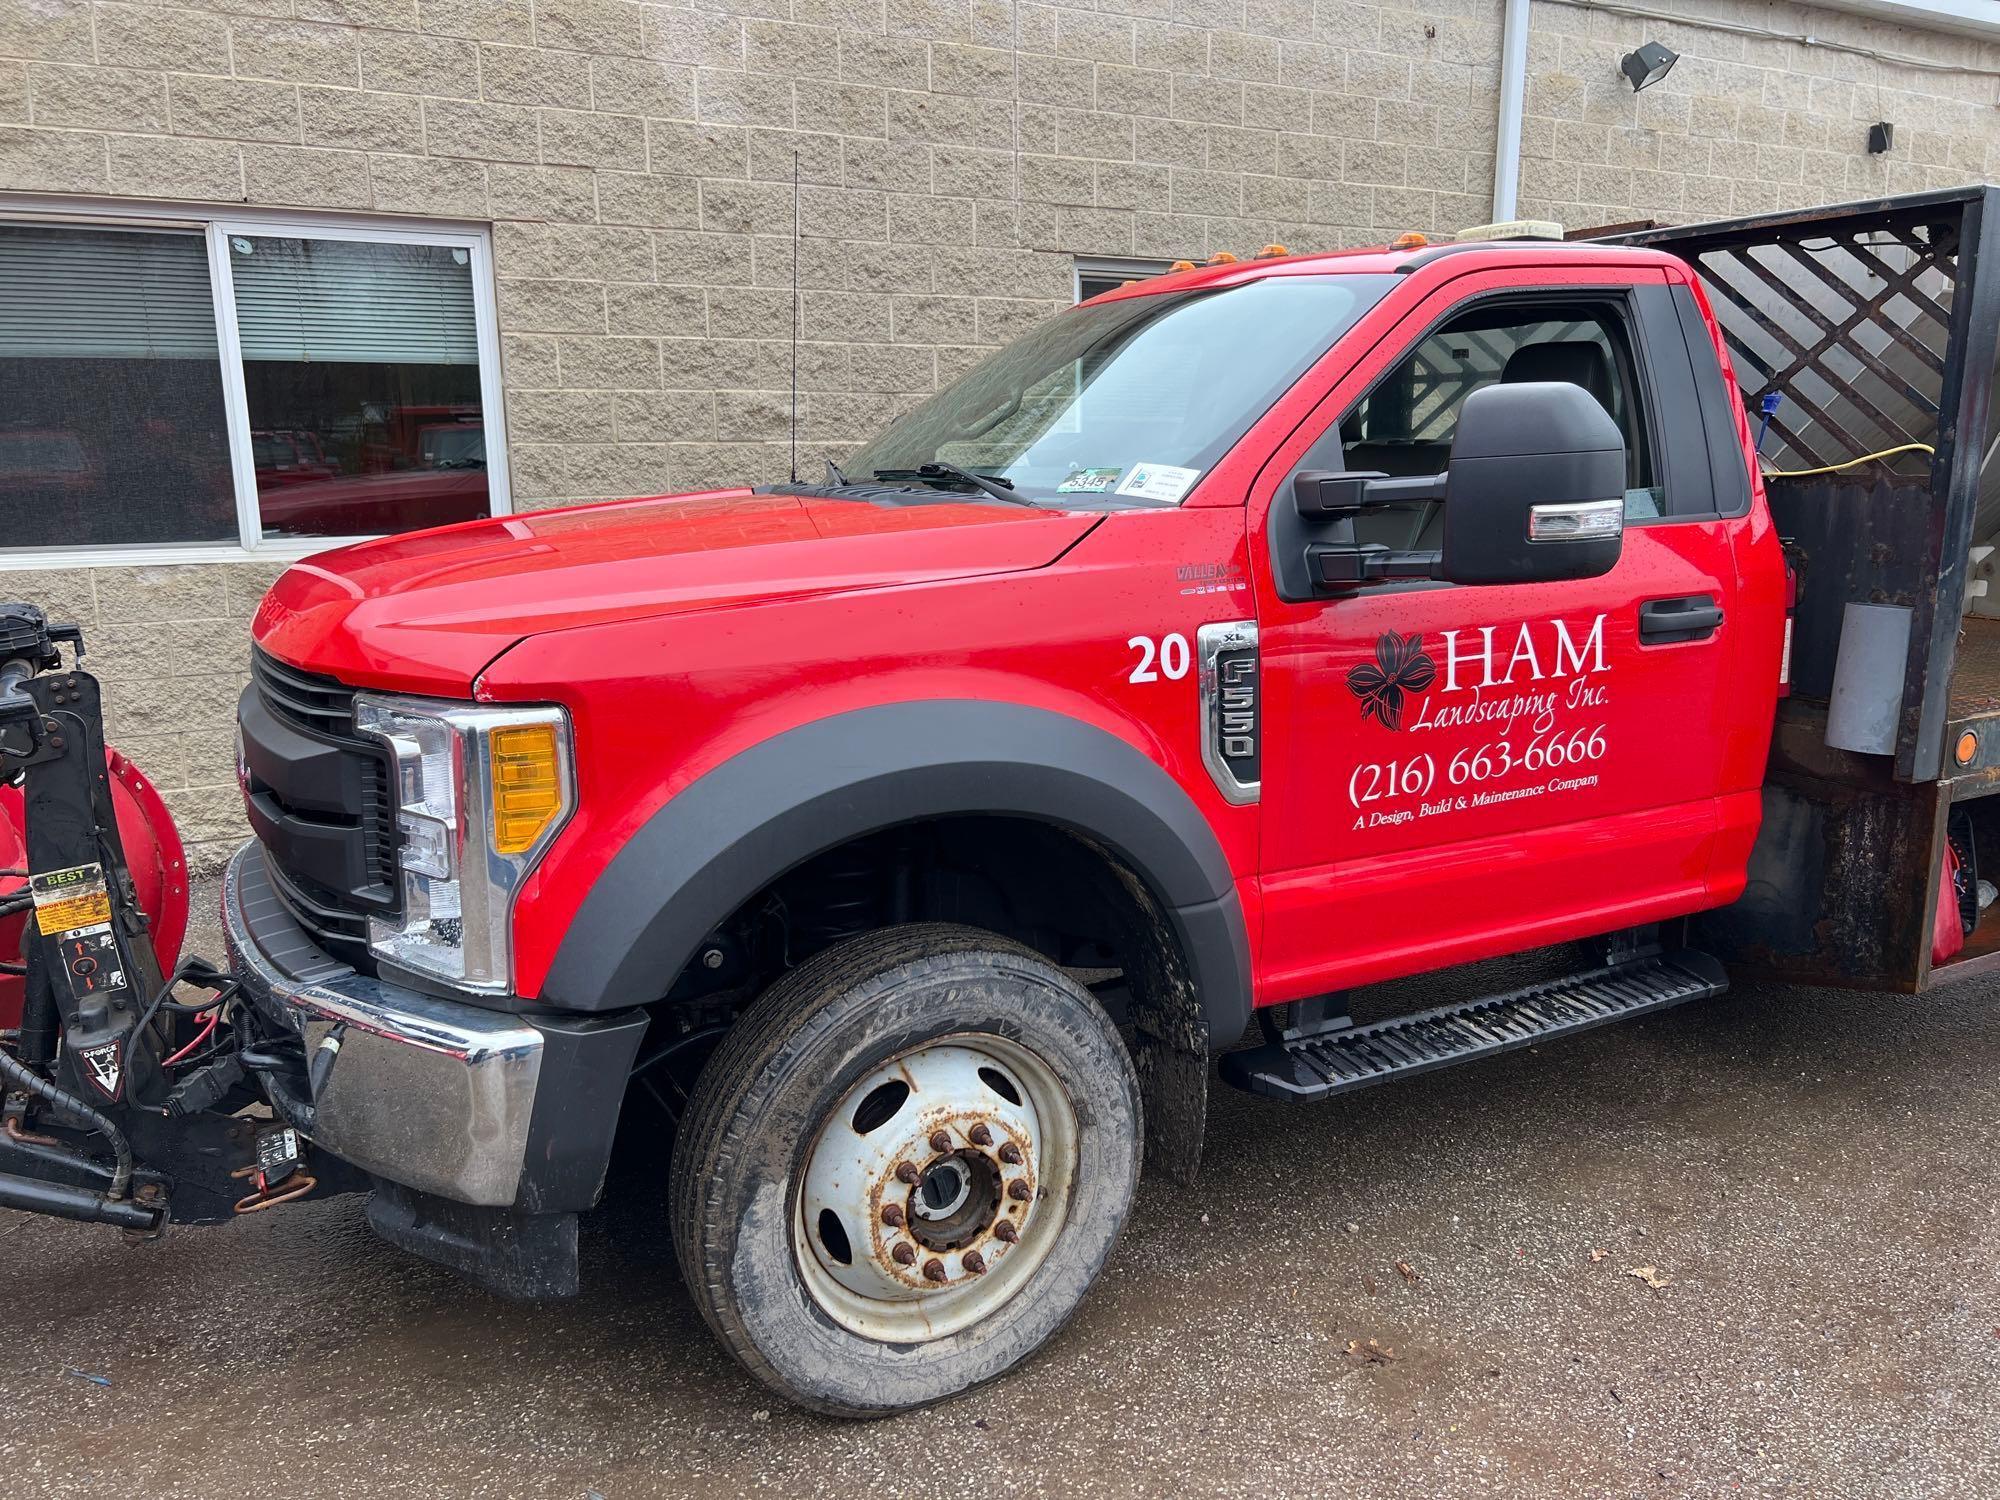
[1345,1338,1396,1365]
[1627,1265,1672,1290]
[1589,1248,1608,1263]
[1394,1260,1421,1285]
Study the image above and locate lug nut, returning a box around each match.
[891,1242,916,1265]
[998,1141,1023,1165]
[993,1220,1019,1243]
[881,1203,905,1227]
[962,1250,987,1274]
[929,1130,951,1153]
[922,1258,948,1283]
[1008,1180,1032,1202]
[895,1161,920,1184]
[968,1124,993,1146]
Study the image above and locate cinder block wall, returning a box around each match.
[2,0,1997,872]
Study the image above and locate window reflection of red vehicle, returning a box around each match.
[251,429,337,488]
[417,421,485,470]
[0,430,97,496]
[253,418,489,537]
[256,463,489,538]
[358,404,482,473]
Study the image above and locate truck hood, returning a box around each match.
[251,489,1100,691]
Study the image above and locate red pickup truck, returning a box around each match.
[6,188,1997,1420]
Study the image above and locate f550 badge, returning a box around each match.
[1198,621,1259,805]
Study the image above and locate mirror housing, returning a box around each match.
[1438,381,1626,586]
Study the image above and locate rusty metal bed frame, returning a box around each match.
[1596,189,2000,989]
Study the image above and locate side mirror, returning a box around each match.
[1438,382,1626,586]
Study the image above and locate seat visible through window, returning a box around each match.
[1307,300,1664,551]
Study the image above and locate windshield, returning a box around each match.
[846,273,1396,506]
[421,425,485,468]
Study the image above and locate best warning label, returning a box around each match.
[30,863,113,936]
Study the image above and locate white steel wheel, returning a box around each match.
[669,924,1142,1418]
[795,1034,1078,1341]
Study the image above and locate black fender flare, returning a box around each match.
[539,700,1253,1053]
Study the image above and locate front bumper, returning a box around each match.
[223,842,645,1211]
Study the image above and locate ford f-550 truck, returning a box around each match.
[4,187,1999,1418]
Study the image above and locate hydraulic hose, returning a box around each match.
[0,1046,135,1200]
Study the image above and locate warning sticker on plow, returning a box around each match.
[30,863,114,936]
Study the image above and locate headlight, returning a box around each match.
[353,694,574,993]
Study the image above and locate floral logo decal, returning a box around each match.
[1346,631,1436,731]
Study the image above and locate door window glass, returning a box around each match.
[1307,300,1664,551]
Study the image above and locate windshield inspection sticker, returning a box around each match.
[1056,466,1125,494]
[1115,463,1200,503]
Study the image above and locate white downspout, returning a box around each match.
[1492,0,1531,221]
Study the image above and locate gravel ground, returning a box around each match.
[3,882,1998,1498]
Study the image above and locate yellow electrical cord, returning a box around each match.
[1761,442,1935,478]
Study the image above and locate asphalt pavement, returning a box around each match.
[3,887,1998,1498]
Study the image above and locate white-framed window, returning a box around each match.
[0,199,509,569]
[1073,256,1174,304]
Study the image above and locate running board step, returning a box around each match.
[1218,949,1728,1102]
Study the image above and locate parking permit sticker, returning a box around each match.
[1056,466,1124,494]
[1114,463,1200,503]
[30,863,113,936]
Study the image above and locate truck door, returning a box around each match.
[1252,267,1747,1001]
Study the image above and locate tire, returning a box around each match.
[668,923,1142,1418]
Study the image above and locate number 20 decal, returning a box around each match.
[1128,633,1192,683]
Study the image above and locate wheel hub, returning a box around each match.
[796,1037,1075,1341]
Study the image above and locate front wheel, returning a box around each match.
[669,924,1142,1417]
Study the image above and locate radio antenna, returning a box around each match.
[789,148,800,486]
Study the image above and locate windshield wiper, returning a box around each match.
[872,462,1029,507]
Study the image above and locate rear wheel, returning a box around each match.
[668,924,1141,1417]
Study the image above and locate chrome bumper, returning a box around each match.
[222,844,545,1208]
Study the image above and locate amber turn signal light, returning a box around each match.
[490,723,565,854]
[1955,729,1980,766]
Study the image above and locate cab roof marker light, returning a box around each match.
[1206,251,1239,265]
[1391,232,1430,250]
[1255,244,1289,259]
[1169,259,1197,273]
[1452,220,1565,242]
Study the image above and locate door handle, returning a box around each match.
[1639,594,1723,643]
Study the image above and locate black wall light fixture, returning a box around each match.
[1620,41,1679,92]
[1868,122,1894,154]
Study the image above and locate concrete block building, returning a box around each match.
[1,0,1997,867]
